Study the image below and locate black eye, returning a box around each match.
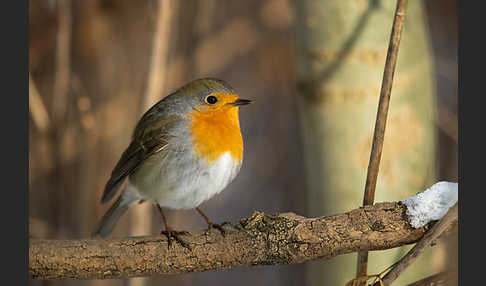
[205,95,218,104]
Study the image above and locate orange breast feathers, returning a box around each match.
[188,96,244,164]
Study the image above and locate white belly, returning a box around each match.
[129,151,241,209]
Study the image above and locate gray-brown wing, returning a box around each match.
[99,136,170,203]
[100,112,180,204]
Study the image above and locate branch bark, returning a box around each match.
[31,202,431,280]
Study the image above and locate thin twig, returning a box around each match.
[356,0,408,280]
[373,203,458,285]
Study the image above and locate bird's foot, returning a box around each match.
[161,229,191,250]
[206,221,230,237]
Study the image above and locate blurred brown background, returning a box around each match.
[29,0,457,285]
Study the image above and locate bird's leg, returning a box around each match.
[157,205,191,250]
[195,207,230,237]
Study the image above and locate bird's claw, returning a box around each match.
[206,221,230,237]
[161,230,191,250]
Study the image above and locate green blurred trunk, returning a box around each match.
[294,0,438,285]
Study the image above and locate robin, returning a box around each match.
[94,78,251,248]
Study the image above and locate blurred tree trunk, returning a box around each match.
[294,0,438,285]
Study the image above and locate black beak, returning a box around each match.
[229,98,252,106]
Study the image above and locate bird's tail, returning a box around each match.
[93,185,140,238]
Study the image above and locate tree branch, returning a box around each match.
[31,202,433,280]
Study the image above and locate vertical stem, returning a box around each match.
[130,0,175,235]
[356,0,408,281]
[141,0,175,111]
[51,0,72,239]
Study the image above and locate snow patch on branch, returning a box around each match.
[401,181,458,228]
